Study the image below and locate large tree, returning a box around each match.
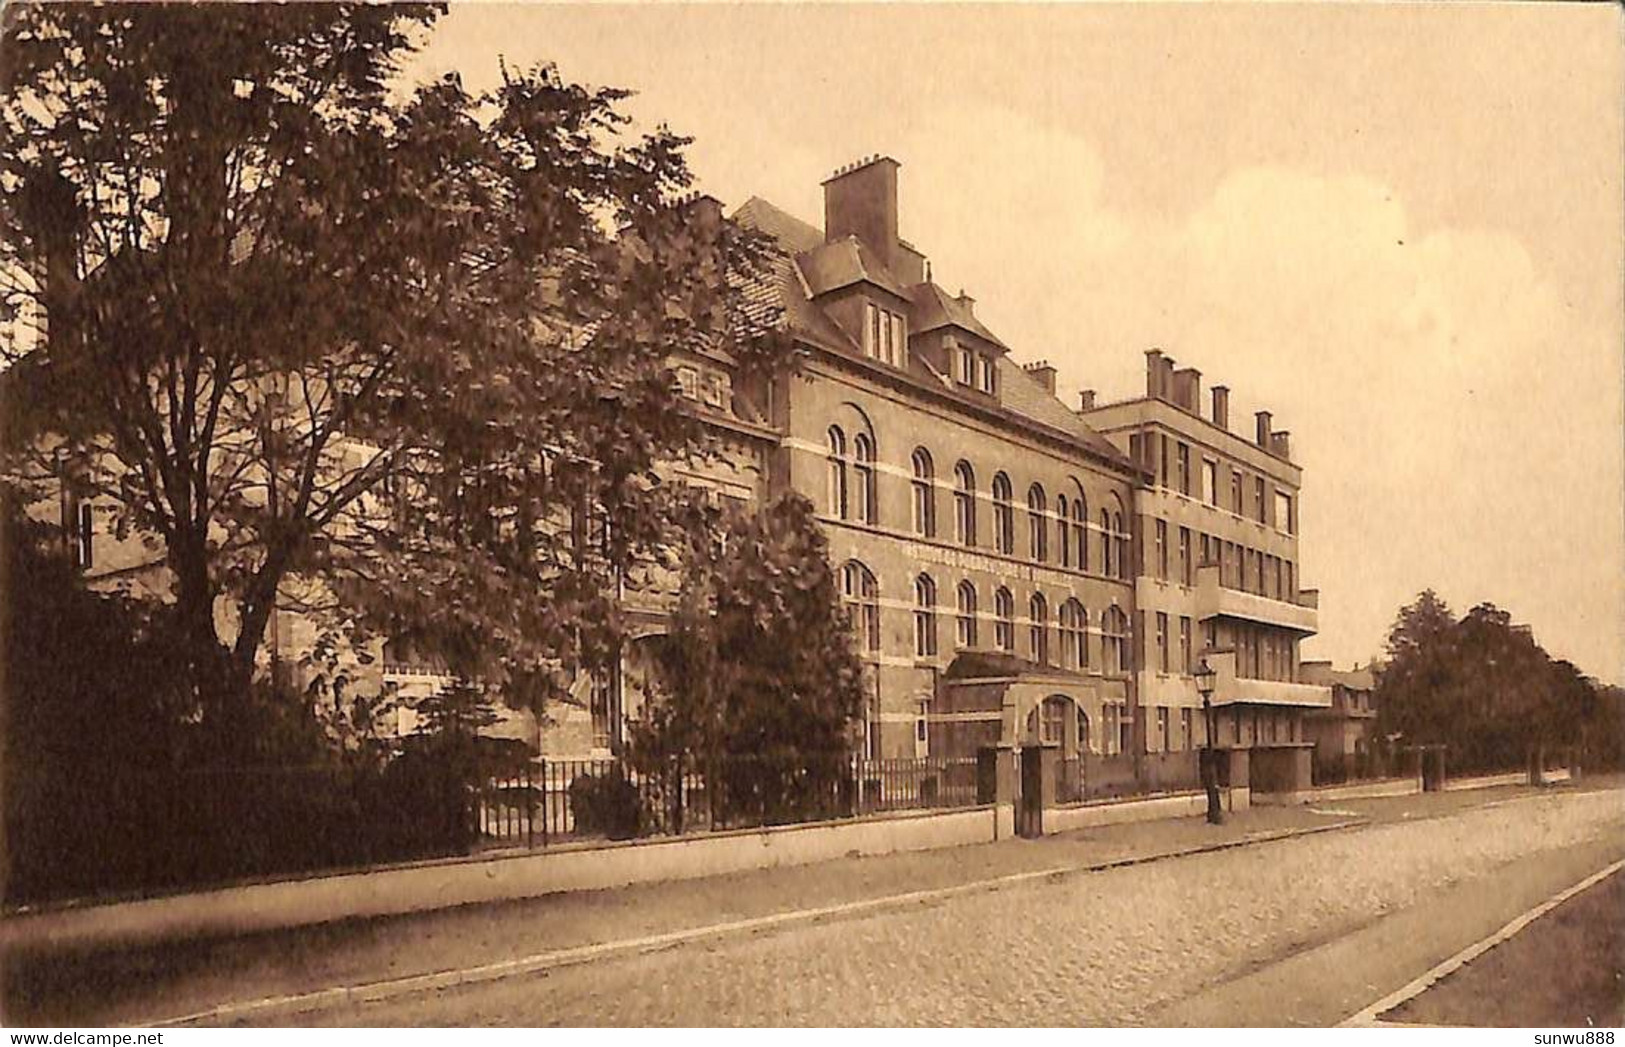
[1374,591,1599,772]
[0,3,790,746]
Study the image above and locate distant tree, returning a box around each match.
[0,3,793,749]
[1375,591,1599,773]
[1374,589,1457,750]
[631,494,865,824]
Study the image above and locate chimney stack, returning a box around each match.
[1078,389,1097,412]
[1211,386,1230,430]
[1022,360,1057,395]
[1173,367,1202,414]
[1270,430,1292,459]
[1255,410,1273,448]
[1145,349,1165,398]
[823,156,902,274]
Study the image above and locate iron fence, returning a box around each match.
[477,753,983,850]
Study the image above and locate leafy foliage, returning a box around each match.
[0,3,794,747]
[630,494,864,823]
[1374,590,1614,772]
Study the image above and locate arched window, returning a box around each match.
[953,461,977,547]
[1099,507,1112,576]
[955,579,978,649]
[1102,605,1127,674]
[827,427,849,519]
[1027,484,1047,562]
[1113,511,1127,578]
[992,473,1014,554]
[1077,708,1091,753]
[914,573,938,658]
[1029,591,1050,664]
[910,448,935,537]
[1060,599,1088,670]
[853,432,877,525]
[841,560,880,652]
[994,587,1015,651]
[1056,494,1071,568]
[1072,494,1088,572]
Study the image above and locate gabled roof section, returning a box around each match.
[796,237,911,299]
[908,282,1009,351]
[997,357,1131,466]
[733,196,824,254]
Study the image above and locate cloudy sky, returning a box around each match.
[408,3,1623,682]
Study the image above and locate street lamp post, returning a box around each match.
[1195,657,1223,825]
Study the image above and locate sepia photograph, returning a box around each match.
[0,0,1620,1033]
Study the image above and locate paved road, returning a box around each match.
[267,787,1624,1027]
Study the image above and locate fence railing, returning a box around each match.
[479,753,983,850]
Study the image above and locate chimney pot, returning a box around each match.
[1079,389,1097,411]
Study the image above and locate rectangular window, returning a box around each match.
[977,355,996,393]
[1156,612,1169,673]
[1203,460,1219,506]
[590,675,611,750]
[1276,490,1295,534]
[889,313,905,366]
[76,500,94,570]
[1160,435,1170,488]
[957,345,973,384]
[1179,616,1192,674]
[1231,470,1244,514]
[1180,709,1193,751]
[1155,518,1168,579]
[1177,443,1191,496]
[1157,707,1170,752]
[1255,477,1267,523]
[863,302,879,359]
[1178,527,1192,585]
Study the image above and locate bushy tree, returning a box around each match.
[1374,590,1604,773]
[0,2,792,747]
[631,493,865,824]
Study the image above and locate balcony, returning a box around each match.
[1195,564,1318,635]
[1201,648,1332,709]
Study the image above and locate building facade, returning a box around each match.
[27,153,1335,777]
[1081,357,1332,764]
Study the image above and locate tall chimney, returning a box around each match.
[1270,430,1292,459]
[1211,385,1230,430]
[1255,410,1273,448]
[1078,389,1097,412]
[823,156,901,273]
[1160,355,1177,401]
[1145,349,1164,398]
[1174,367,1202,413]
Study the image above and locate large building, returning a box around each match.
[1081,354,1332,770]
[725,156,1144,762]
[26,153,1335,778]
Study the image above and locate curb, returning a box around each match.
[147,818,1367,1028]
[1338,856,1625,1027]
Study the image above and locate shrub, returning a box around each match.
[568,771,642,839]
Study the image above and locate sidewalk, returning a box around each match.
[0,780,1585,1027]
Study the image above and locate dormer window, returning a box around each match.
[976,355,996,394]
[863,301,906,367]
